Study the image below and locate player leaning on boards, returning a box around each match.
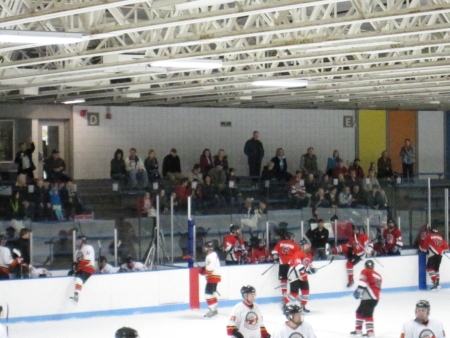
[70,235,95,303]
[400,300,446,338]
[271,304,317,338]
[351,260,382,337]
[226,285,270,338]
[419,227,449,291]
[199,241,221,318]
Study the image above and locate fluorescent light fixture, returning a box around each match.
[0,30,83,44]
[430,101,440,104]
[338,98,350,102]
[62,99,85,104]
[150,59,222,69]
[252,79,308,88]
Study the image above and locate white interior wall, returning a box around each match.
[72,106,356,180]
[418,111,445,177]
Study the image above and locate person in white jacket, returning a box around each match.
[124,148,148,188]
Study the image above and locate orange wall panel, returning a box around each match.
[387,111,417,174]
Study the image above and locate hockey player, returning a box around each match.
[400,300,446,338]
[249,239,271,263]
[351,260,382,337]
[71,235,95,303]
[119,256,147,272]
[272,304,317,338]
[287,239,316,313]
[224,225,246,265]
[419,228,449,291]
[382,219,403,256]
[98,256,116,273]
[226,285,270,338]
[331,225,372,287]
[199,241,221,318]
[0,235,23,280]
[271,232,300,304]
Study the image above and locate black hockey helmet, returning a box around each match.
[365,260,375,269]
[115,327,139,338]
[230,224,240,234]
[99,256,108,263]
[283,304,303,320]
[241,285,256,299]
[285,232,295,241]
[125,256,135,264]
[203,241,215,251]
[77,235,87,243]
[416,300,430,310]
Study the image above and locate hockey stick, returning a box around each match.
[443,252,450,260]
[261,262,277,276]
[315,256,335,271]
[370,256,384,268]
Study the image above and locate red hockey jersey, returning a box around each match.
[223,234,245,262]
[249,247,271,264]
[358,268,382,300]
[333,234,371,257]
[288,250,313,281]
[382,227,403,252]
[271,240,300,264]
[420,233,449,256]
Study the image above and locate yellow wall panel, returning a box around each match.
[358,110,387,174]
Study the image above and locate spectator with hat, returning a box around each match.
[162,148,182,182]
[44,149,70,182]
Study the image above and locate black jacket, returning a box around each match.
[110,158,126,177]
[162,154,181,176]
[244,138,264,163]
[271,156,288,180]
[14,143,36,173]
[307,227,329,249]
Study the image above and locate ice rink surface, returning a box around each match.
[4,288,450,338]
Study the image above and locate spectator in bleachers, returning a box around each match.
[348,158,365,179]
[174,178,192,208]
[48,183,64,220]
[144,149,160,184]
[305,173,318,197]
[125,148,148,188]
[261,161,278,182]
[351,185,367,208]
[138,192,155,217]
[400,138,415,183]
[208,161,226,189]
[331,158,348,179]
[12,174,34,220]
[325,186,338,208]
[326,150,341,176]
[199,149,214,175]
[244,130,265,177]
[300,147,319,177]
[346,169,362,190]
[31,178,51,221]
[110,149,127,184]
[362,169,380,192]
[367,184,387,210]
[61,180,87,219]
[288,170,309,209]
[311,187,331,209]
[271,147,290,181]
[213,149,229,171]
[377,150,393,180]
[44,149,70,183]
[202,175,225,210]
[188,164,204,184]
[368,162,377,175]
[14,137,36,180]
[336,173,346,195]
[320,173,334,193]
[338,186,352,208]
[162,148,182,182]
[158,189,173,214]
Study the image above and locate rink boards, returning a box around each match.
[0,254,449,323]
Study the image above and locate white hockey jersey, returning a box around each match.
[76,244,95,274]
[0,246,13,268]
[272,321,317,338]
[120,261,147,272]
[227,302,267,338]
[98,263,116,274]
[401,319,446,338]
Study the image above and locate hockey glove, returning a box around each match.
[306,266,317,274]
[353,287,364,300]
[272,254,279,262]
[198,267,206,275]
[232,329,244,338]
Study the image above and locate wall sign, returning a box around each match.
[87,113,100,126]
[343,116,354,127]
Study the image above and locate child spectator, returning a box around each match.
[49,183,64,220]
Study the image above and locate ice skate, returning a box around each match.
[350,330,362,336]
[430,281,440,291]
[204,308,217,318]
[70,292,79,304]
[363,333,375,337]
[302,306,310,313]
